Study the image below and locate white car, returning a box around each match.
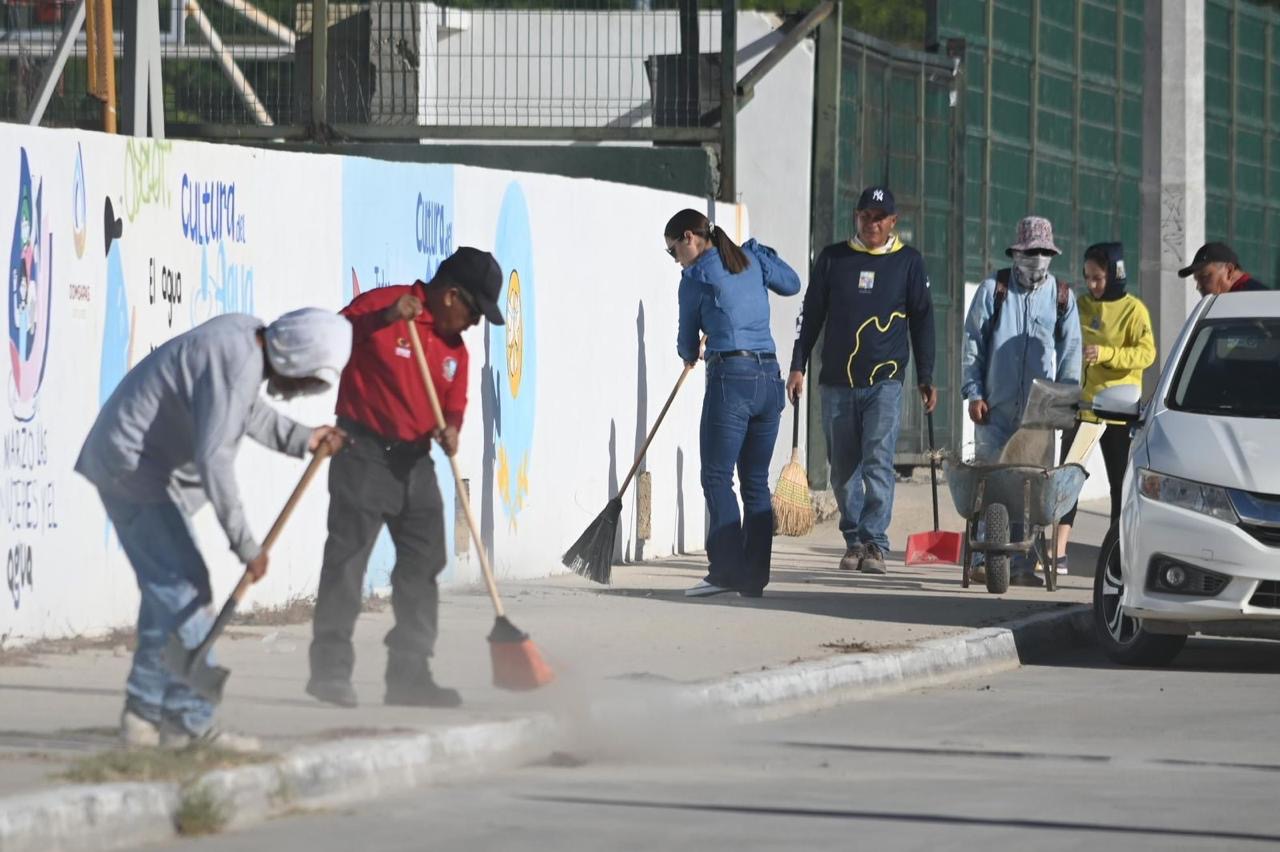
[1092,291,1280,665]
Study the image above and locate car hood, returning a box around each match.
[1145,409,1280,494]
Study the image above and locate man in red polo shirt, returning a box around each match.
[307,247,504,709]
[1178,242,1268,295]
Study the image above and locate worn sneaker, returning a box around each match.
[385,678,463,708]
[161,724,261,753]
[306,677,359,708]
[120,708,161,749]
[838,544,865,572]
[1051,556,1069,576]
[1009,571,1046,588]
[685,580,734,597]
[858,543,888,575]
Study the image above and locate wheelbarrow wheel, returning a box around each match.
[983,503,1010,595]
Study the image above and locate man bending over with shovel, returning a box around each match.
[76,308,353,750]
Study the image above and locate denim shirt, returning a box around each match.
[961,271,1082,425]
[677,239,801,363]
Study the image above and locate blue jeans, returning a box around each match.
[821,381,903,552]
[700,356,785,592]
[101,491,217,735]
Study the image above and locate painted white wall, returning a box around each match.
[1,123,794,642]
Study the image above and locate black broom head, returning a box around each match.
[561,498,622,584]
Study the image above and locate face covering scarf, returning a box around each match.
[1012,251,1052,288]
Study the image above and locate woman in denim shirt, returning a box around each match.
[664,208,801,598]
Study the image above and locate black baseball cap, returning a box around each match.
[1177,242,1239,278]
[434,247,505,325]
[857,186,896,215]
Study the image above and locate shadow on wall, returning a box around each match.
[633,300,648,562]
[609,418,622,566]
[481,319,501,560]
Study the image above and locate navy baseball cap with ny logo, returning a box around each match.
[857,186,896,214]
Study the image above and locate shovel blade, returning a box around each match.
[163,633,230,704]
[905,529,965,566]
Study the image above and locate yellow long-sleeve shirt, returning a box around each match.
[1077,292,1156,423]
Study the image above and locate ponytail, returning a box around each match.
[664,208,750,275]
[709,224,749,275]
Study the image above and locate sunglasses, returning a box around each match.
[665,245,678,259]
[1024,248,1056,257]
[453,286,481,318]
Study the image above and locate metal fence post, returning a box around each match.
[311,0,329,136]
[719,0,737,202]
[806,0,841,488]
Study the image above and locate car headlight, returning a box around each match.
[1137,469,1239,524]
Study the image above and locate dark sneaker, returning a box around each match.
[838,543,865,571]
[385,678,462,708]
[858,543,888,574]
[385,654,462,708]
[1010,571,1045,588]
[306,677,359,708]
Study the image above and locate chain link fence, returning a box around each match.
[9,0,737,138]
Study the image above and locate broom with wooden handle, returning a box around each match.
[562,338,707,584]
[773,397,815,536]
[405,321,553,691]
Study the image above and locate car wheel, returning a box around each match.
[983,503,1010,595]
[1092,526,1187,666]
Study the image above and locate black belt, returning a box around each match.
[706,350,777,364]
[338,417,432,459]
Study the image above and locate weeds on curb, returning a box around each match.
[174,784,230,836]
[59,744,269,784]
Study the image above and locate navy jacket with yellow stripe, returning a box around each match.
[790,237,936,388]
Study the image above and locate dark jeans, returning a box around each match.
[700,356,785,593]
[310,421,447,684]
[1060,421,1131,526]
[820,381,903,552]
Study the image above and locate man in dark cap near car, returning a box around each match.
[307,247,505,710]
[1178,242,1268,295]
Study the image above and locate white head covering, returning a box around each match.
[263,308,353,387]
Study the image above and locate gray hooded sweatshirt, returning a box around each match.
[76,314,311,562]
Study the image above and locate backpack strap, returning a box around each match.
[1054,279,1070,341]
[983,268,1011,355]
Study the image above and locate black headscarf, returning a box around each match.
[1085,241,1127,301]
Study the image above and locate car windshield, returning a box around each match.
[1169,318,1280,418]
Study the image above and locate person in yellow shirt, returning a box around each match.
[1054,242,1155,574]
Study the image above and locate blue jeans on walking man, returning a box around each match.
[821,381,903,552]
[102,492,218,736]
[700,356,785,593]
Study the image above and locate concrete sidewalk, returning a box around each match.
[0,482,1109,850]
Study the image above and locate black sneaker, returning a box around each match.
[858,543,888,574]
[306,677,358,708]
[838,543,865,571]
[385,654,462,708]
[385,678,463,708]
[1010,571,1045,588]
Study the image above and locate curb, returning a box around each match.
[0,606,1091,852]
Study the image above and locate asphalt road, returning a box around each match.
[158,638,1280,852]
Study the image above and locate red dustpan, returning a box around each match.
[905,412,964,566]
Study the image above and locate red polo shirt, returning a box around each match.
[336,282,468,442]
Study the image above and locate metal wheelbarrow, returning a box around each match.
[945,460,1088,594]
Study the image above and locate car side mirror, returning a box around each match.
[1091,384,1142,422]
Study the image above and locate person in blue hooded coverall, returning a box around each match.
[961,216,1082,585]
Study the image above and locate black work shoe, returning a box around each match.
[385,678,462,708]
[306,678,358,708]
[1009,571,1045,588]
[858,543,888,574]
[838,543,865,571]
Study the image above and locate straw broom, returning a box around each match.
[773,397,815,536]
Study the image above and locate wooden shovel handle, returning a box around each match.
[230,443,333,604]
[405,321,506,619]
